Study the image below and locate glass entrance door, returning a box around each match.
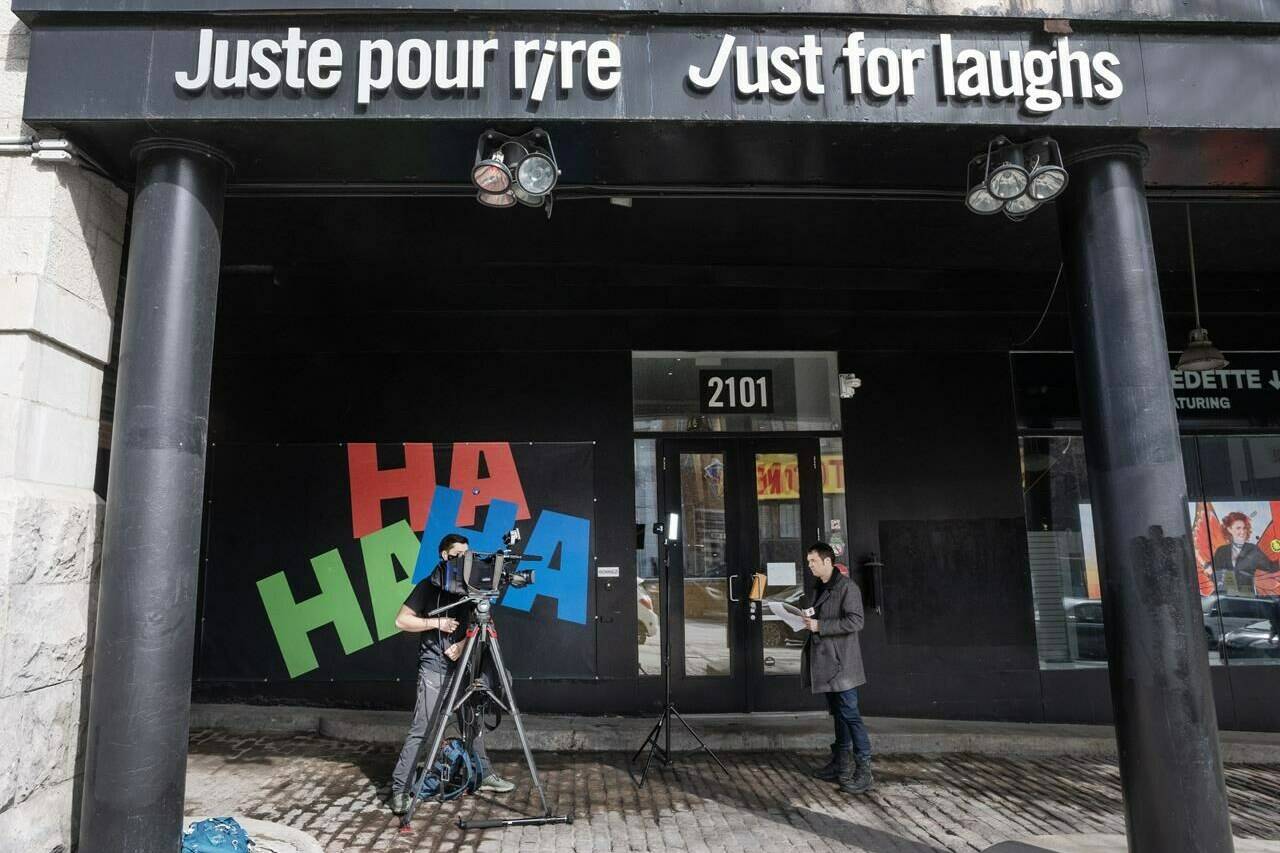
[661,438,830,712]
[662,441,745,711]
[744,440,826,711]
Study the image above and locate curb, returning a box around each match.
[986,835,1280,852]
[190,704,1280,762]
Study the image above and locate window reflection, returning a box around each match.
[680,453,731,677]
[635,440,662,676]
[756,453,804,675]
[1197,436,1280,665]
[1021,434,1280,669]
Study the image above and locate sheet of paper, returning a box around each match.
[766,600,809,632]
[766,561,797,587]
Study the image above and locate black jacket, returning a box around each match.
[1212,542,1274,593]
[801,572,866,694]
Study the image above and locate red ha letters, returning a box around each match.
[347,443,436,538]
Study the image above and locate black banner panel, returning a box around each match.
[199,441,595,682]
[1012,351,1280,433]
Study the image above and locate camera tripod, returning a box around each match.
[398,594,572,831]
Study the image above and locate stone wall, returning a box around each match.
[0,1,128,849]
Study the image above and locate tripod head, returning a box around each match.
[429,592,498,627]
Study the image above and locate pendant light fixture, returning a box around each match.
[1174,205,1228,373]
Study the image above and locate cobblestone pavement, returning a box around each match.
[186,730,1280,853]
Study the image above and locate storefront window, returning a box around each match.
[635,439,662,676]
[1021,434,1280,669]
[632,352,841,433]
[1020,437,1100,668]
[756,452,805,676]
[820,437,850,563]
[1195,437,1280,667]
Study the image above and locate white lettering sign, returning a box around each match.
[687,32,1121,115]
[174,28,1123,115]
[175,28,624,105]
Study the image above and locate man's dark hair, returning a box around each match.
[438,533,470,555]
[807,542,836,564]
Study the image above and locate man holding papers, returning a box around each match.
[800,542,873,795]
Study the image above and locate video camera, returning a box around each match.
[441,529,539,598]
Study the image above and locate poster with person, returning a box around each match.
[1079,500,1280,599]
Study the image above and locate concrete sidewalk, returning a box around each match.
[184,730,1280,853]
[190,703,1280,763]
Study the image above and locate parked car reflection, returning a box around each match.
[683,577,727,619]
[1063,594,1270,663]
[1063,597,1107,661]
[1203,594,1276,650]
[1221,620,1280,661]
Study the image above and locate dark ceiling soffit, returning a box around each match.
[11,0,1280,25]
[217,184,1280,201]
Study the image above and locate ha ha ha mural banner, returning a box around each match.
[197,442,596,681]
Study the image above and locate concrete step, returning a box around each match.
[189,703,1280,762]
[986,837,1280,852]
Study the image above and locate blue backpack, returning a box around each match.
[182,817,254,852]
[418,738,481,801]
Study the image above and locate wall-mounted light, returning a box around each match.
[965,136,1068,221]
[471,129,560,213]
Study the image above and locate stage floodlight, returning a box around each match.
[1004,192,1041,218]
[513,185,545,208]
[965,155,1004,215]
[986,141,1029,201]
[472,161,511,193]
[966,136,1069,221]
[471,133,514,194]
[516,152,558,196]
[471,129,560,210]
[476,189,516,208]
[1025,137,1069,202]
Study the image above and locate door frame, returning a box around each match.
[658,435,830,713]
[738,436,826,712]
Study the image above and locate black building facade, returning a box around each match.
[17,0,1280,849]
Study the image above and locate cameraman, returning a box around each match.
[389,533,515,816]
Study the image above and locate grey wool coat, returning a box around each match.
[801,572,867,694]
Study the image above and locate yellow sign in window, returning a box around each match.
[755,454,845,500]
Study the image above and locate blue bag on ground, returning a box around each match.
[182,816,255,851]
[418,737,481,801]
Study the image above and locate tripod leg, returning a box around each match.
[631,715,665,765]
[402,633,481,826]
[668,706,729,776]
[485,632,551,817]
[636,712,667,787]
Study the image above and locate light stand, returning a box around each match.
[629,514,729,787]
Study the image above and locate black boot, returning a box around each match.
[840,755,874,795]
[813,746,852,781]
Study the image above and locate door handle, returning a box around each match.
[728,575,739,602]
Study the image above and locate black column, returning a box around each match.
[78,141,229,853]
[1059,146,1234,852]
